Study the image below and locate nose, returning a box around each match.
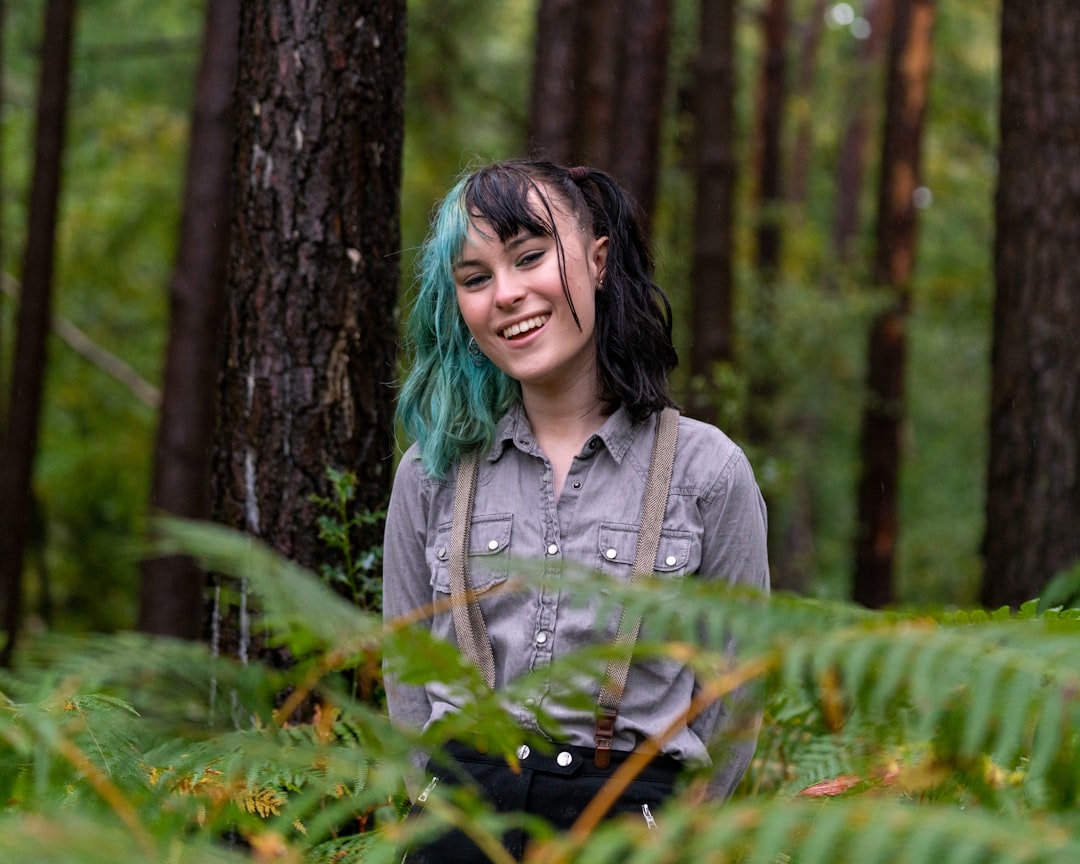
[493,270,525,308]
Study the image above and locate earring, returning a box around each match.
[468,336,488,366]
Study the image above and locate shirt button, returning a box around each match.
[517,745,531,760]
[487,539,499,551]
[665,555,678,567]
[572,481,582,490]
[547,543,559,555]
[436,547,447,560]
[605,548,618,560]
[535,631,549,645]
[557,751,573,767]
[524,697,536,707]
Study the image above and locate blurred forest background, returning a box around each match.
[0,0,1061,646]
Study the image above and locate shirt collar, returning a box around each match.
[488,402,643,464]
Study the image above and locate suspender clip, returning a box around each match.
[593,709,617,768]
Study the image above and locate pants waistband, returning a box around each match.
[440,740,683,785]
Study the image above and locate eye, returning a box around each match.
[457,271,489,290]
[517,249,544,268]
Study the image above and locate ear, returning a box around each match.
[591,236,609,288]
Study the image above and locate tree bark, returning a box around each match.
[982,0,1080,608]
[528,0,582,163]
[0,0,75,666]
[745,0,790,584]
[607,0,672,223]
[753,0,788,278]
[209,1,405,659]
[529,0,670,224]
[575,0,620,167]
[138,0,240,639]
[687,0,737,422]
[852,0,934,609]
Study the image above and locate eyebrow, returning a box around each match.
[453,231,538,271]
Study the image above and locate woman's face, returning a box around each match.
[453,188,608,400]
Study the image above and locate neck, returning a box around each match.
[520,377,605,446]
[521,381,606,500]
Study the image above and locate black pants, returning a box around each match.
[401,742,680,863]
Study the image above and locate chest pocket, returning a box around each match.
[597,524,693,579]
[431,513,513,595]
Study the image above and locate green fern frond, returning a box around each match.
[562,797,1080,864]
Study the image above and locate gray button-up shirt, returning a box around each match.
[383,403,769,799]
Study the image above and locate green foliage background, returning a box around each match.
[1,0,997,630]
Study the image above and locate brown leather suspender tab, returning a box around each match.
[593,709,617,768]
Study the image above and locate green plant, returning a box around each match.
[309,466,386,613]
[2,519,1078,863]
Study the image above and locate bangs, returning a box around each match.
[462,165,557,243]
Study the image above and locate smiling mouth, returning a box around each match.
[501,314,550,340]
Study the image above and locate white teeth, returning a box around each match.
[501,315,549,339]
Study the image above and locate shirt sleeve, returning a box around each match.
[382,448,436,736]
[687,444,770,800]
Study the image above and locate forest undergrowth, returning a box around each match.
[2,516,1079,863]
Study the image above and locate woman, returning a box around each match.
[383,159,769,861]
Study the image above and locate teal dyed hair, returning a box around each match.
[395,175,519,478]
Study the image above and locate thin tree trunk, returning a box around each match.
[575,1,620,167]
[982,0,1080,608]
[745,0,788,455]
[0,0,75,666]
[776,0,831,592]
[754,0,787,276]
[688,0,737,423]
[528,0,582,162]
[852,0,934,609]
[608,0,672,223]
[138,0,240,639]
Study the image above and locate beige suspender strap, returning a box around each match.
[594,407,680,767]
[449,451,497,690]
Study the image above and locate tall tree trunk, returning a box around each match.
[575,1,620,167]
[607,0,672,223]
[528,0,582,163]
[687,0,737,423]
[753,0,787,277]
[138,0,240,639]
[209,1,405,660]
[982,0,1080,608]
[746,0,790,583]
[852,0,934,609]
[0,0,75,666]
[776,0,832,592]
[529,0,671,224]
